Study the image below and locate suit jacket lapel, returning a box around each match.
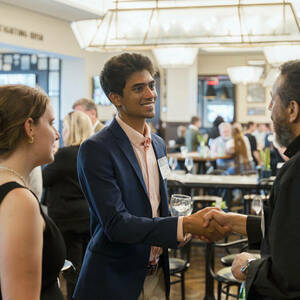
[151,135,163,176]
[109,119,149,198]
[151,135,169,217]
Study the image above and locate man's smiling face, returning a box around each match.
[116,69,157,121]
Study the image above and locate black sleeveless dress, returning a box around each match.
[0,182,66,300]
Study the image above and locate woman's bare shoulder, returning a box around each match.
[0,184,40,220]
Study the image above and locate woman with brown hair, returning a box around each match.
[226,123,254,174]
[0,85,66,300]
[43,111,93,300]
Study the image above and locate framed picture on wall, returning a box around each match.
[247,83,265,103]
[247,107,265,116]
[93,75,111,106]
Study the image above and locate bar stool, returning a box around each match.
[169,240,191,300]
[208,239,249,300]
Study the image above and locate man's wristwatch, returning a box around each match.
[240,258,256,274]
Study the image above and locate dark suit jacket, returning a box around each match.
[42,145,90,233]
[73,119,178,300]
[245,135,300,300]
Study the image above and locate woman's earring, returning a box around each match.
[28,136,34,144]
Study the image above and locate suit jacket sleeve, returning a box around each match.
[77,138,179,249]
[246,215,262,250]
[246,173,300,299]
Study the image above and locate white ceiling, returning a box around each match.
[0,0,102,21]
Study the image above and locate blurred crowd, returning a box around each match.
[167,115,285,176]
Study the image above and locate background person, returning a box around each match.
[0,85,66,300]
[254,123,266,150]
[263,123,285,175]
[210,122,234,171]
[245,121,262,166]
[208,115,224,143]
[263,123,272,148]
[72,98,105,133]
[226,123,253,174]
[185,116,202,152]
[43,111,93,300]
[175,125,186,152]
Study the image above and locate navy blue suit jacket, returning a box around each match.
[74,119,178,300]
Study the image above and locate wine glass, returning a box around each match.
[184,157,194,174]
[169,157,178,171]
[170,194,193,217]
[252,195,263,215]
[180,146,188,157]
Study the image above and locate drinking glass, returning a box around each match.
[184,157,194,174]
[170,194,193,217]
[252,195,263,215]
[180,146,188,157]
[169,157,178,171]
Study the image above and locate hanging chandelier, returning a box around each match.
[71,1,300,51]
[152,47,198,68]
[263,45,300,66]
[227,66,264,84]
[70,1,300,68]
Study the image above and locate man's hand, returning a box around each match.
[183,207,231,242]
[202,210,247,236]
[231,252,256,281]
[203,208,230,227]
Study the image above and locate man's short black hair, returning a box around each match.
[279,60,300,107]
[100,53,155,99]
[213,116,224,127]
[246,121,255,130]
[191,116,200,125]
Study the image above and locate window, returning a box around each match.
[198,75,235,128]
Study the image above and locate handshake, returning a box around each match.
[182,208,252,281]
[182,207,237,242]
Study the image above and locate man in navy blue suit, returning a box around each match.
[73,53,227,300]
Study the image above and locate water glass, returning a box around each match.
[252,195,263,215]
[180,146,188,157]
[169,157,178,171]
[184,157,194,174]
[170,194,193,217]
